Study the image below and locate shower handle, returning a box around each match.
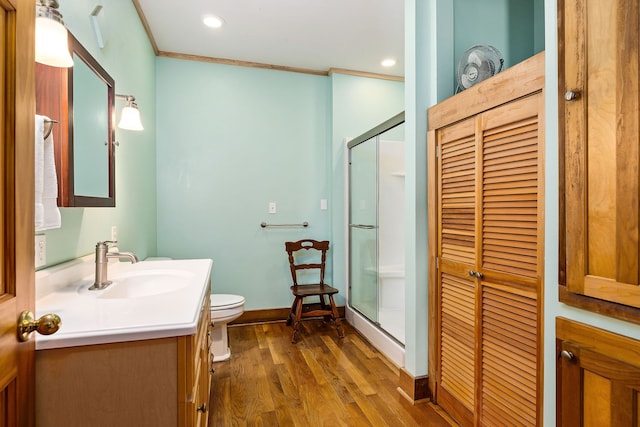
[349,224,378,229]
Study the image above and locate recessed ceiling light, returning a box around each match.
[381,58,397,67]
[203,15,225,28]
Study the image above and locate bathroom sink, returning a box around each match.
[96,269,195,299]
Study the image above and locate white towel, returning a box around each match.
[35,114,61,231]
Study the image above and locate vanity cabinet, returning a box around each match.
[556,318,640,426]
[559,0,640,322]
[35,293,212,427]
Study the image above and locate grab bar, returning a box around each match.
[260,221,309,228]
[349,224,378,229]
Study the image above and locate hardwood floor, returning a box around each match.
[209,320,454,426]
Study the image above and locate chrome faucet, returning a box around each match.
[89,240,139,290]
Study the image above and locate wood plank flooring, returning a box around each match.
[209,320,454,426]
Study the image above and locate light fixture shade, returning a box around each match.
[118,104,144,131]
[35,5,73,67]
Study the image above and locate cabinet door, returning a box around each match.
[557,318,640,426]
[562,0,640,309]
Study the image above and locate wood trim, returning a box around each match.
[131,0,159,55]
[427,128,438,399]
[156,52,405,80]
[14,0,36,424]
[558,286,640,323]
[428,52,545,130]
[131,2,405,81]
[557,0,567,289]
[398,367,430,403]
[231,306,346,325]
[158,51,329,76]
[328,67,404,82]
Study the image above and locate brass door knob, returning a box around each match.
[18,311,61,342]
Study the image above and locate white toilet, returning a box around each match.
[210,294,245,362]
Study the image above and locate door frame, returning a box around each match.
[0,0,36,424]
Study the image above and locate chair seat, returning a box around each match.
[290,284,339,297]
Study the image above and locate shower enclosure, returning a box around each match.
[348,113,405,345]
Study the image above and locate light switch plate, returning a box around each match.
[269,202,276,214]
[320,199,328,210]
[35,234,46,268]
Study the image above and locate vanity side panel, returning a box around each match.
[35,337,178,427]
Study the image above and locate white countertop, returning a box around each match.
[35,256,213,350]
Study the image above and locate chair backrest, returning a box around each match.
[285,239,330,286]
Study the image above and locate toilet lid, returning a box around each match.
[211,294,245,309]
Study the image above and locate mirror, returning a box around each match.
[35,32,116,207]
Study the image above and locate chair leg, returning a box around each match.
[286,297,297,326]
[329,295,345,338]
[319,295,331,323]
[291,297,304,343]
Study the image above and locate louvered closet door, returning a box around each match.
[435,116,477,427]
[434,93,543,427]
[478,94,542,427]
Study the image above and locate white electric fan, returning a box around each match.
[456,45,504,92]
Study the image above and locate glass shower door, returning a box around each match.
[349,137,378,323]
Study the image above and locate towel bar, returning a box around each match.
[260,221,309,228]
[43,119,59,139]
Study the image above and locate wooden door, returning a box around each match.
[561,0,640,310]
[0,0,36,425]
[428,53,544,427]
[433,116,477,427]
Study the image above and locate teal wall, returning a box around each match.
[453,0,543,92]
[330,73,404,314]
[37,0,157,266]
[155,58,332,310]
[404,0,450,379]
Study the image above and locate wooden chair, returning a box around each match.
[285,239,345,343]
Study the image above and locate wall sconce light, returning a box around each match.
[116,94,144,131]
[35,0,74,68]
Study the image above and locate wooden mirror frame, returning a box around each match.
[35,32,116,207]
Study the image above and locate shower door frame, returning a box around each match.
[347,112,405,342]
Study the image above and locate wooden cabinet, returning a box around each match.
[427,53,545,427]
[180,292,212,427]
[36,293,212,427]
[559,0,640,322]
[557,318,640,426]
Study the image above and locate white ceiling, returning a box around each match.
[135,0,404,77]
